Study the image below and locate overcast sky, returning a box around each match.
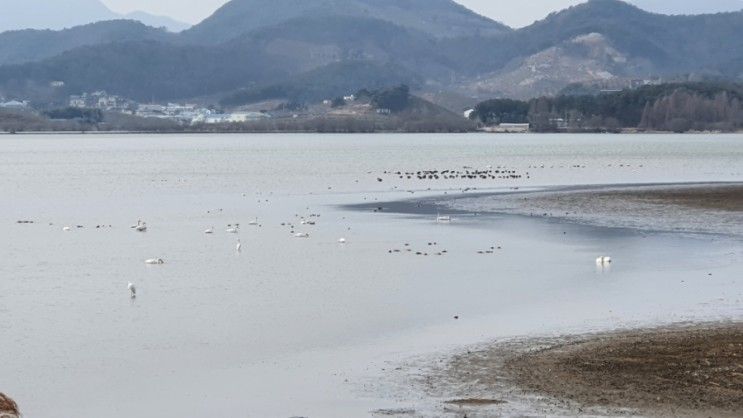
[101,0,743,27]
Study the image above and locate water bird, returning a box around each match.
[338,238,347,244]
[145,258,165,265]
[236,239,242,252]
[226,225,239,233]
[204,227,214,234]
[128,283,136,298]
[294,232,310,238]
[596,256,613,266]
[62,226,71,231]
[248,218,259,226]
[436,214,452,223]
[134,221,147,232]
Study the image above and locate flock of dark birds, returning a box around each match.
[376,166,526,182]
[386,241,504,257]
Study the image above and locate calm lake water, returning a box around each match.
[1,133,743,417]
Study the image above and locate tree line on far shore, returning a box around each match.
[471,82,743,133]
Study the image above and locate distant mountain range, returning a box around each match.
[1,0,743,106]
[0,0,190,33]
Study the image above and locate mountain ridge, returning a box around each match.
[180,0,511,44]
[2,0,743,104]
[0,0,190,33]
[0,20,172,66]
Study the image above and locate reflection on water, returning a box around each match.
[0,133,742,417]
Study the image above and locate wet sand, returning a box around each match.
[439,324,743,417]
[576,183,743,212]
[361,183,743,416]
[348,182,743,237]
[505,324,743,416]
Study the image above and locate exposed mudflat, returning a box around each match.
[442,183,743,236]
[432,323,743,417]
[603,184,743,212]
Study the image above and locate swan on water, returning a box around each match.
[236,239,242,252]
[133,220,147,232]
[128,283,136,298]
[248,218,258,226]
[596,256,613,266]
[338,238,347,244]
[204,227,214,234]
[226,226,239,233]
[145,258,165,265]
[436,214,452,223]
[62,226,71,231]
[294,232,310,238]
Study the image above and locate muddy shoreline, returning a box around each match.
[433,323,743,417]
[359,183,743,416]
[507,323,743,417]
[346,181,743,214]
[345,182,743,237]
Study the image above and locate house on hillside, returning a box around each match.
[0,100,28,110]
[228,112,270,123]
[69,95,87,108]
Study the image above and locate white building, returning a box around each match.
[228,112,270,123]
[0,100,28,109]
[549,118,568,130]
[499,123,530,133]
[482,123,530,133]
[69,96,86,108]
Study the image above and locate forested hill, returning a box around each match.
[179,0,511,44]
[0,21,172,66]
[471,83,743,132]
[2,0,743,105]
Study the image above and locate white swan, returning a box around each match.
[436,214,451,223]
[338,238,347,244]
[248,218,258,226]
[128,283,136,298]
[204,227,214,234]
[596,256,613,266]
[145,258,165,265]
[62,226,71,231]
[294,232,310,238]
[226,226,239,234]
[236,239,242,252]
[134,220,147,232]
